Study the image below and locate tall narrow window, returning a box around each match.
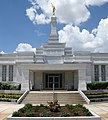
[9,65,13,81]
[2,65,7,81]
[94,65,99,81]
[101,65,106,81]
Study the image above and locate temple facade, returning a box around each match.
[0,16,108,91]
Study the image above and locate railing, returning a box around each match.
[17,90,29,104]
[79,90,90,104]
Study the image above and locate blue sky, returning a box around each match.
[0,0,108,53]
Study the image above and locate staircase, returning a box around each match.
[22,91,86,105]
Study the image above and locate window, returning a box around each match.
[2,65,7,81]
[101,65,106,81]
[94,65,99,81]
[9,65,13,81]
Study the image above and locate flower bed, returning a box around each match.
[7,103,101,120]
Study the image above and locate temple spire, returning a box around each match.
[48,4,58,43]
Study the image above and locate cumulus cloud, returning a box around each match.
[26,0,108,52]
[0,51,5,54]
[85,0,108,6]
[26,0,90,25]
[59,17,108,52]
[16,43,36,52]
[26,7,36,23]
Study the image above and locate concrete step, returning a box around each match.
[22,91,86,105]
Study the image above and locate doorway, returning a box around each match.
[45,73,62,89]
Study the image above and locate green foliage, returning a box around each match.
[0,82,21,90]
[61,112,70,117]
[25,110,35,117]
[66,104,92,116]
[24,103,32,109]
[40,104,44,107]
[40,112,50,117]
[0,98,11,102]
[65,104,74,109]
[12,103,92,117]
[12,111,20,117]
[87,82,108,90]
[0,92,22,102]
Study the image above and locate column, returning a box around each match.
[78,69,87,90]
[21,67,30,91]
[99,65,101,81]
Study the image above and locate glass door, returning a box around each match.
[45,73,62,89]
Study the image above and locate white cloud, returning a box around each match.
[27,0,90,25]
[0,51,5,54]
[16,43,36,52]
[85,0,108,6]
[59,17,108,52]
[35,14,50,24]
[26,7,36,23]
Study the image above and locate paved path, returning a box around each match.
[85,102,108,120]
[0,102,24,120]
[0,102,108,120]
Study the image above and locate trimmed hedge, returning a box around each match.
[0,98,11,102]
[0,93,21,99]
[0,92,22,102]
[87,82,108,90]
[0,82,21,90]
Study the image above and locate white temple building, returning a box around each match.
[0,15,108,91]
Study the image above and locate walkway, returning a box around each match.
[0,102,108,120]
[85,102,108,120]
[0,102,24,120]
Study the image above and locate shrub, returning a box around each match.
[25,110,35,117]
[66,104,74,109]
[0,82,21,90]
[61,112,70,117]
[24,103,32,109]
[12,111,20,117]
[40,104,44,107]
[87,82,108,90]
[40,112,50,117]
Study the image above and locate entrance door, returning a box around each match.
[45,74,62,89]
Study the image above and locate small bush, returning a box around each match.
[24,103,32,109]
[40,104,44,107]
[12,111,20,117]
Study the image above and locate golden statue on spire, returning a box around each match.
[51,3,56,15]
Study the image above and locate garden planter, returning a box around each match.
[7,103,101,120]
[7,111,101,120]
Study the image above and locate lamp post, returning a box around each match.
[53,79,55,104]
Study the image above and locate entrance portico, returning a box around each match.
[21,63,87,91]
